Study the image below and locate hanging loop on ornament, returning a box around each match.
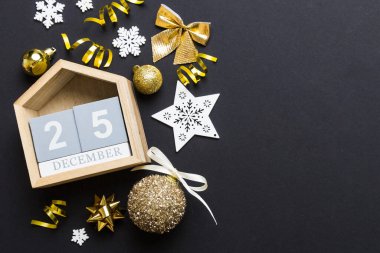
[132,147,217,225]
[31,200,67,229]
[84,0,144,26]
[61,33,113,68]
[177,53,218,86]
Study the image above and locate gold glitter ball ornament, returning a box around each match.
[22,47,56,77]
[132,65,163,95]
[128,175,186,234]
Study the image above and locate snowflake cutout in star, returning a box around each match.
[152,81,220,152]
[179,91,187,99]
[163,112,171,120]
[76,0,93,12]
[174,100,204,132]
[34,0,65,29]
[179,133,187,141]
[203,100,212,108]
[71,228,89,246]
[203,125,211,133]
[112,26,146,57]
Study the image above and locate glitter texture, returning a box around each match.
[128,175,186,234]
[132,65,163,95]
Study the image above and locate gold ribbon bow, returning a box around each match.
[133,147,217,224]
[84,0,144,26]
[151,4,211,65]
[61,33,113,68]
[31,200,67,229]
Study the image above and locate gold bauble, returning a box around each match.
[128,175,186,234]
[132,65,163,95]
[22,47,56,77]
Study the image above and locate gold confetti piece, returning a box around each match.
[151,4,211,65]
[31,200,67,229]
[61,33,113,68]
[84,0,144,26]
[177,53,218,86]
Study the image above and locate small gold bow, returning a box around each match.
[151,4,211,65]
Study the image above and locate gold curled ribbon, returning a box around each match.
[151,4,211,65]
[84,0,144,26]
[132,147,217,225]
[61,33,113,68]
[177,53,218,86]
[31,200,67,229]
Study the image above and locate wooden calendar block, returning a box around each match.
[29,109,82,162]
[73,97,128,152]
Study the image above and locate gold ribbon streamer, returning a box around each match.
[84,0,144,26]
[177,53,218,86]
[133,147,217,225]
[151,4,211,65]
[31,200,67,229]
[61,33,113,68]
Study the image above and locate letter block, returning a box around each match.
[73,97,129,152]
[29,109,82,162]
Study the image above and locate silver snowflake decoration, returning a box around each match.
[71,228,89,246]
[76,0,93,12]
[34,0,65,29]
[152,81,220,152]
[112,26,146,57]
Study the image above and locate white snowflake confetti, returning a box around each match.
[71,228,89,246]
[152,81,220,151]
[76,0,93,12]
[34,0,65,29]
[112,26,146,57]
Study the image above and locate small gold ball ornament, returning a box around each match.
[128,175,186,234]
[132,65,163,95]
[22,47,56,77]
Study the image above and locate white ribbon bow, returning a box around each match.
[132,147,217,225]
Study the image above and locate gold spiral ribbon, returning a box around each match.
[177,53,218,86]
[61,33,113,68]
[84,0,144,26]
[31,200,67,229]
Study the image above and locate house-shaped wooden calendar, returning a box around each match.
[14,60,149,188]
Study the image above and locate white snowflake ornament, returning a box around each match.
[112,26,146,57]
[152,81,220,152]
[76,0,93,12]
[71,228,89,246]
[34,0,65,29]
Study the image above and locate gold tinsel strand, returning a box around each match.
[128,175,186,234]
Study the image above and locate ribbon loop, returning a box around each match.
[61,34,113,68]
[31,200,67,229]
[132,147,217,225]
[84,0,143,26]
[151,4,211,65]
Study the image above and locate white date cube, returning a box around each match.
[29,109,82,162]
[73,97,128,152]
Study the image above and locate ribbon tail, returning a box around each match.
[152,28,182,62]
[173,31,198,65]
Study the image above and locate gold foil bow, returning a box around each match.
[86,194,125,232]
[177,53,218,86]
[31,200,67,229]
[151,4,211,65]
[61,33,113,68]
[84,0,144,26]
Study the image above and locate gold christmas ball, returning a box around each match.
[132,65,163,95]
[128,175,186,234]
[22,47,56,77]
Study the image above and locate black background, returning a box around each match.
[1,0,380,252]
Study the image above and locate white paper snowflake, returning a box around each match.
[76,0,93,12]
[71,228,89,246]
[34,0,65,29]
[112,26,146,57]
